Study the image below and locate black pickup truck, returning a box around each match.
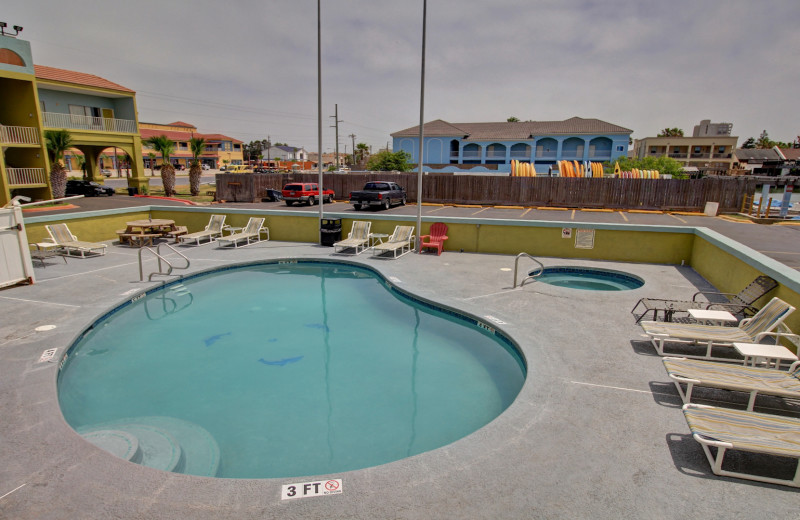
[349,181,407,210]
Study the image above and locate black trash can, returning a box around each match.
[127,187,138,196]
[320,218,342,246]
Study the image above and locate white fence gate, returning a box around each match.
[0,204,35,288]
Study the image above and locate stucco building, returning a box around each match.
[0,32,146,205]
[140,121,243,169]
[632,120,739,171]
[391,117,632,174]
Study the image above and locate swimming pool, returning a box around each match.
[530,267,644,291]
[58,260,525,479]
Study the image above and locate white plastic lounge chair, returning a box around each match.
[44,223,107,258]
[641,297,795,360]
[682,403,800,487]
[178,214,227,246]
[663,356,800,411]
[216,217,269,248]
[371,225,415,259]
[333,220,372,255]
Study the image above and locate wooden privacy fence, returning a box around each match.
[215,173,759,212]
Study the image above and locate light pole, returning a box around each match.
[317,0,324,241]
[416,0,427,252]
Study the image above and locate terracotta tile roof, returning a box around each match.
[34,65,135,93]
[201,133,243,144]
[392,117,632,139]
[140,128,242,144]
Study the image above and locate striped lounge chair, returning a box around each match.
[333,221,371,255]
[682,403,800,487]
[216,217,269,248]
[663,357,800,411]
[371,225,415,259]
[178,214,227,246]
[641,297,795,361]
[45,223,107,258]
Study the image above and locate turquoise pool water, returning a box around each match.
[58,261,525,479]
[531,267,644,291]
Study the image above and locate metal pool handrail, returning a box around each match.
[513,253,544,288]
[138,243,190,281]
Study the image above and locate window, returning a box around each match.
[694,146,701,153]
[650,148,657,154]
[616,145,624,152]
[718,146,725,153]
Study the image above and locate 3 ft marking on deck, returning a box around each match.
[281,479,342,500]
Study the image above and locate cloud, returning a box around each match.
[6,0,800,149]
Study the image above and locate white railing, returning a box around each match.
[42,112,137,134]
[0,125,40,145]
[7,168,47,186]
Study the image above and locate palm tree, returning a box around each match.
[355,142,369,165]
[148,152,157,176]
[44,129,74,199]
[123,153,132,178]
[145,135,176,196]
[188,136,207,196]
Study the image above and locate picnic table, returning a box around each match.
[118,219,186,247]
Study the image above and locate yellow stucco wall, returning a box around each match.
[690,236,800,338]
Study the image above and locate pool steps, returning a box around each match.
[78,416,220,477]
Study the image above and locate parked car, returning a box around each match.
[100,169,112,177]
[225,165,253,174]
[65,180,115,197]
[349,181,406,210]
[202,164,211,170]
[264,188,283,202]
[281,183,335,206]
[219,165,227,171]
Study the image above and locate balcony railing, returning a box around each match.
[691,153,710,159]
[0,125,40,145]
[589,152,612,160]
[42,112,137,134]
[462,151,481,158]
[509,151,531,158]
[560,151,583,159]
[712,153,732,159]
[669,153,688,159]
[535,152,557,159]
[7,167,47,185]
[486,151,507,158]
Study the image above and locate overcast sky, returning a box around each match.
[6,0,800,153]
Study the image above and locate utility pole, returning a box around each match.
[265,135,271,164]
[330,104,342,169]
[349,133,356,166]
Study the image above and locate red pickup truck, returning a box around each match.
[281,183,335,206]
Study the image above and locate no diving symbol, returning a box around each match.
[324,480,339,492]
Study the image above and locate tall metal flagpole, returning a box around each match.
[317,0,324,243]
[415,0,427,252]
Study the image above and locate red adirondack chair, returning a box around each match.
[420,222,448,255]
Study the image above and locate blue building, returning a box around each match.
[391,117,632,174]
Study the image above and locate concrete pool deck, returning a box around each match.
[1,238,798,518]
